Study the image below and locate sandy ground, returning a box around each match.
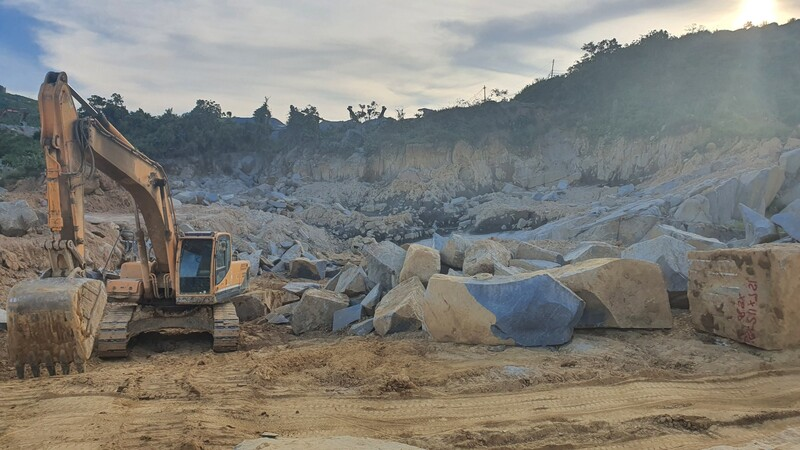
[2,311,800,449]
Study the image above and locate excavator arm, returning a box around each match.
[39,71,179,290]
[6,72,182,377]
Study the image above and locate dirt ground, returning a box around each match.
[2,311,800,450]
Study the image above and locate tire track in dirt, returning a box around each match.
[2,366,800,449]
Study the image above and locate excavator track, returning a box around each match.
[96,303,137,358]
[212,302,240,352]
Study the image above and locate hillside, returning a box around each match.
[0,90,38,126]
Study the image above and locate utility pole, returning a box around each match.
[483,85,486,102]
[550,59,555,78]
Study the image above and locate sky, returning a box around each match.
[1,0,798,121]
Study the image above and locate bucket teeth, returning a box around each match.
[7,277,107,379]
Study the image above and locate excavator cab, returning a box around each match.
[176,232,249,304]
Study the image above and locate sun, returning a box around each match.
[736,0,778,26]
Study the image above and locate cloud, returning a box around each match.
[5,0,797,120]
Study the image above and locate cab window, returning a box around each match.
[215,235,231,284]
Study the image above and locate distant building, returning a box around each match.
[0,85,6,94]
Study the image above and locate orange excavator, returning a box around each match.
[7,72,250,378]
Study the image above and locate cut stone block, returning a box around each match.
[688,244,800,349]
[362,241,406,289]
[349,318,375,336]
[622,235,695,293]
[399,244,441,285]
[647,224,726,250]
[441,234,470,269]
[373,277,425,336]
[335,265,369,297]
[289,257,327,280]
[421,273,584,346]
[772,199,800,241]
[291,289,349,334]
[514,242,565,264]
[463,239,512,276]
[509,259,561,272]
[542,258,672,329]
[360,284,382,315]
[333,304,364,332]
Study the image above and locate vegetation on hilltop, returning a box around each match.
[1,19,799,182]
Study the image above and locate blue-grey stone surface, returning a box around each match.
[360,284,382,314]
[333,304,364,332]
[349,318,375,336]
[463,274,584,346]
[772,199,800,241]
[739,203,778,245]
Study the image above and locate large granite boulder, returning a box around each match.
[399,244,441,286]
[440,234,470,269]
[735,166,784,218]
[373,276,425,336]
[463,239,512,276]
[542,259,672,329]
[291,289,349,334]
[0,200,39,237]
[362,241,406,289]
[688,244,800,350]
[420,273,584,346]
[674,195,712,224]
[509,259,560,272]
[739,203,778,245]
[564,241,621,264]
[622,235,696,294]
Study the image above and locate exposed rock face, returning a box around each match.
[291,289,349,334]
[622,235,696,294]
[421,273,584,346]
[373,277,425,336]
[739,204,778,245]
[463,240,512,276]
[542,259,672,329]
[0,200,39,237]
[399,244,441,285]
[362,241,406,289]
[688,245,800,350]
[441,234,470,269]
[564,242,621,264]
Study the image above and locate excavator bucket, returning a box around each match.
[7,277,107,378]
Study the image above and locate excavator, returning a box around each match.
[6,72,250,378]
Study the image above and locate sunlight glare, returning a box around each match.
[736,0,778,26]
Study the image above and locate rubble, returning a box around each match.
[373,276,425,336]
[543,259,672,329]
[399,244,441,285]
[290,289,349,334]
[688,244,800,350]
[463,239,512,276]
[421,273,584,346]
